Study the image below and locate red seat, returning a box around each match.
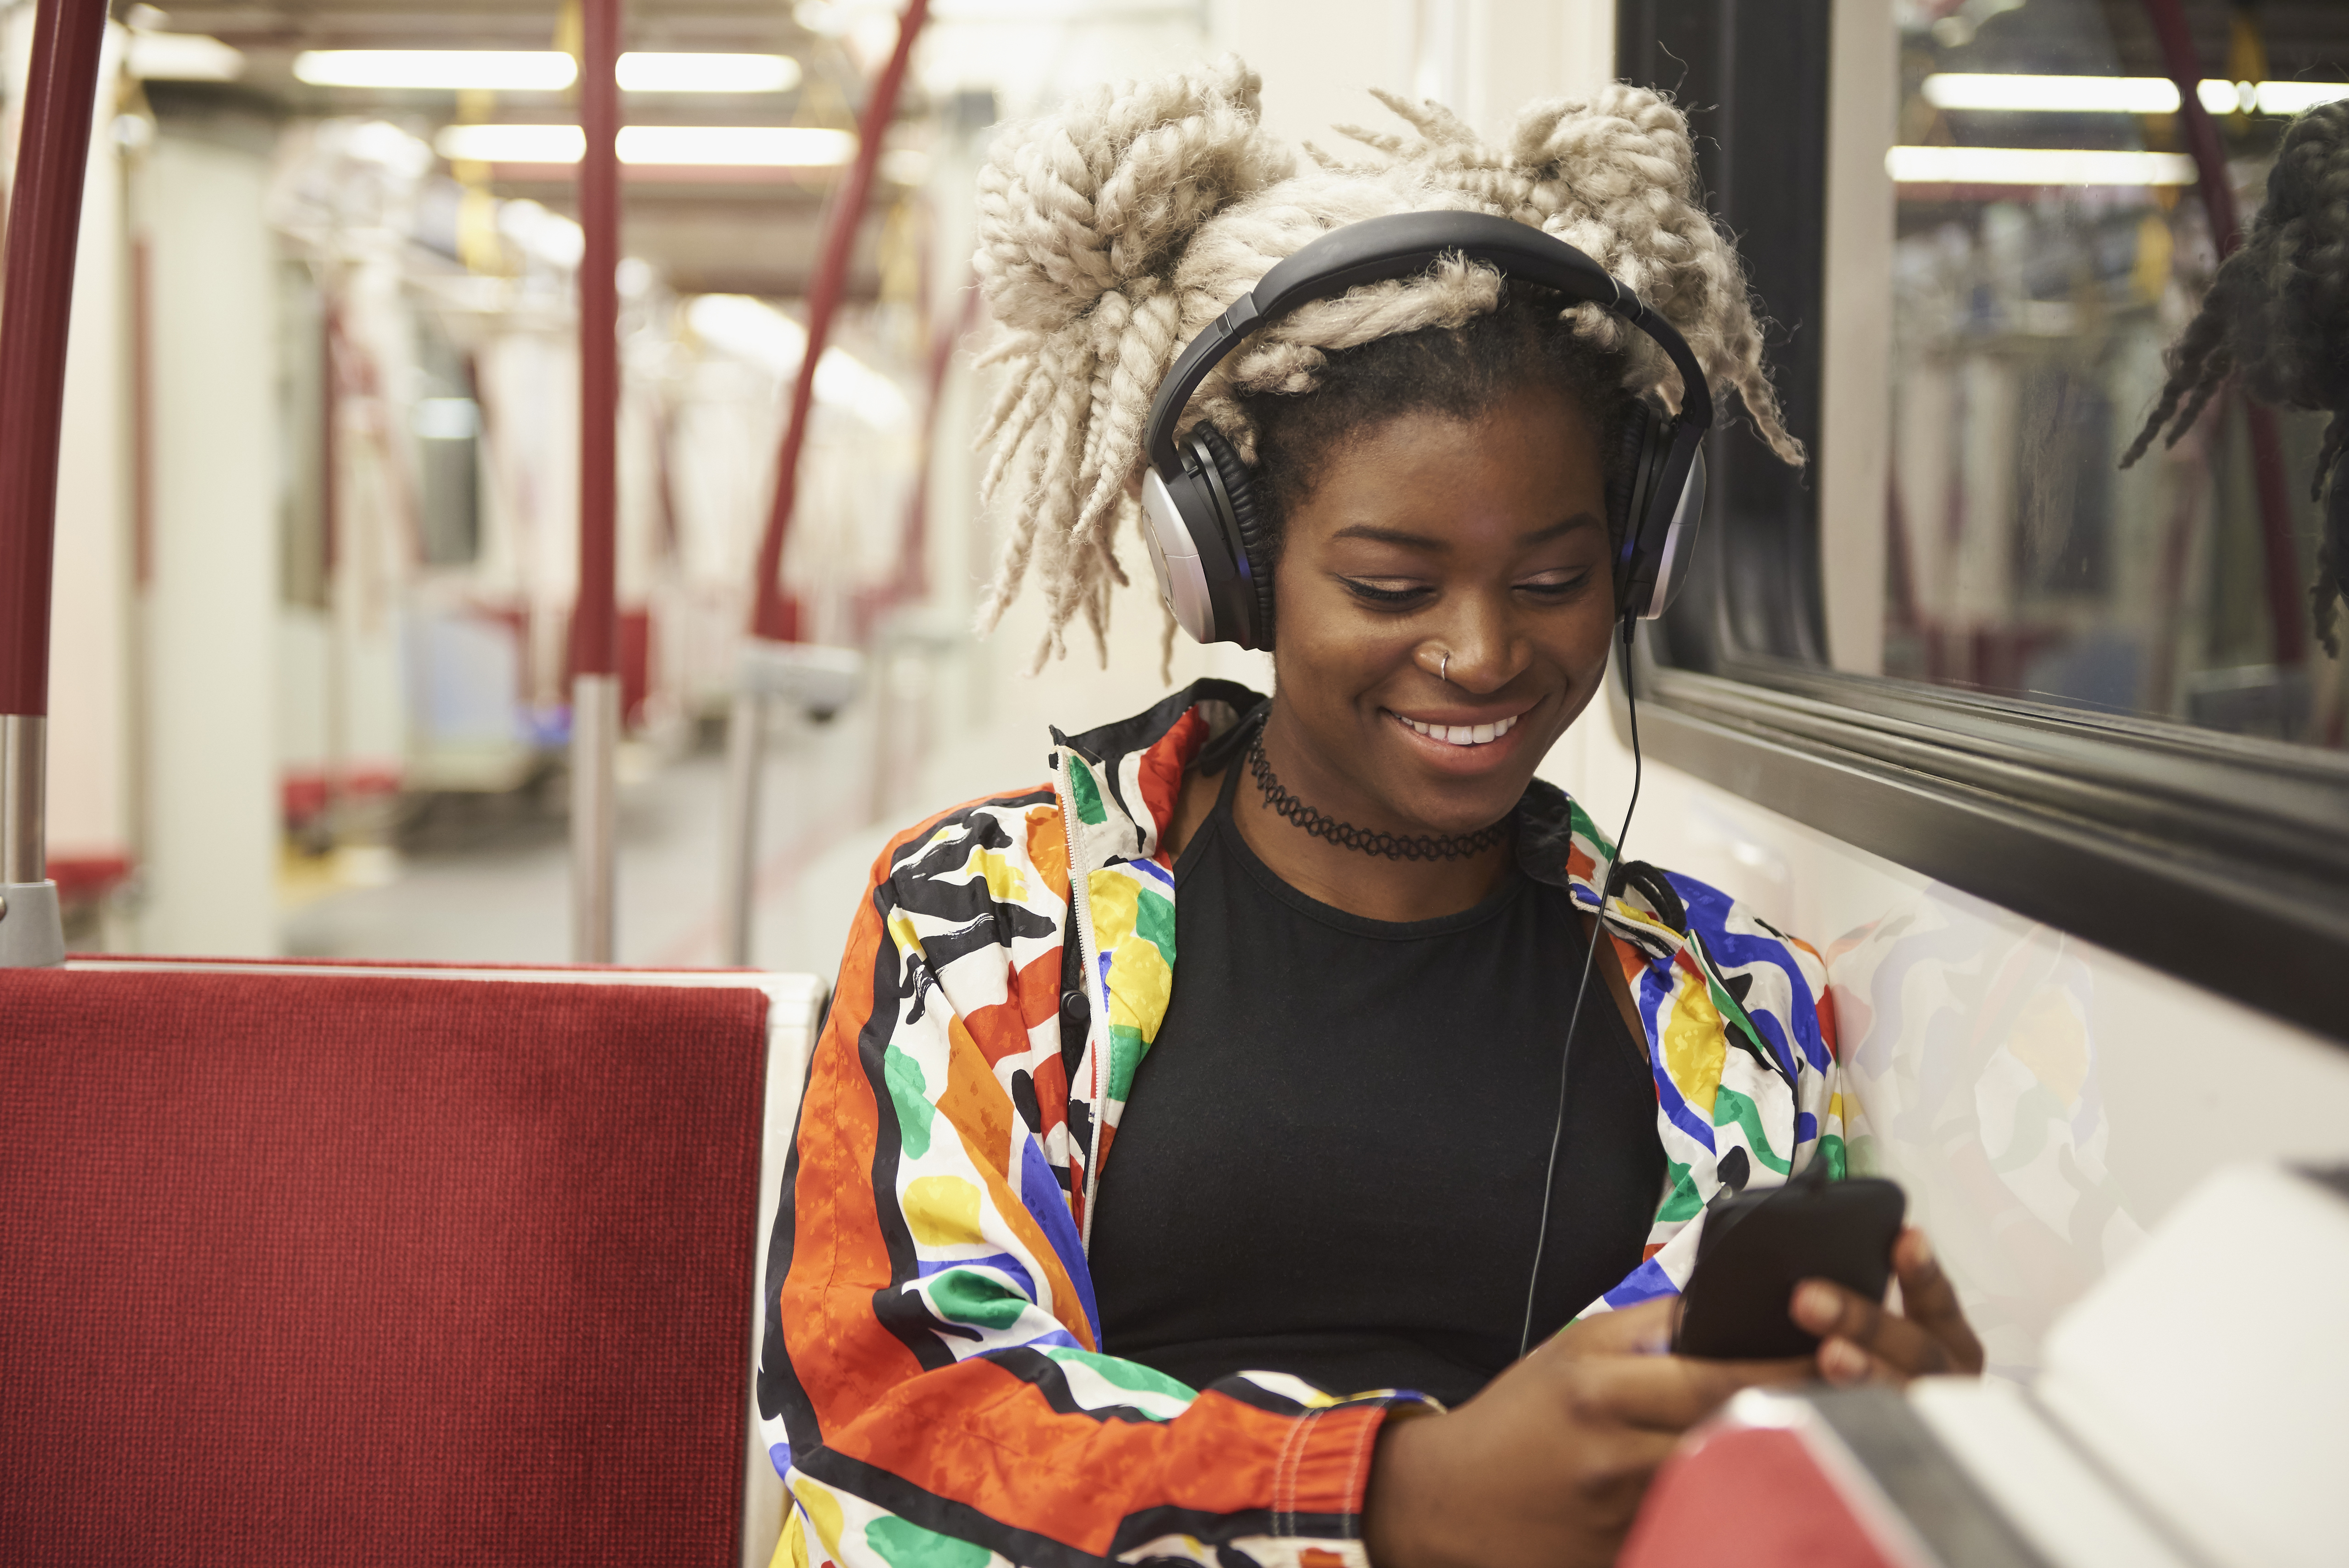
[0,957,819,1568]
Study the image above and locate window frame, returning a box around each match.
[1613,0,2349,1045]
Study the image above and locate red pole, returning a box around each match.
[2142,0,2239,244]
[0,0,109,719]
[577,0,622,682]
[2142,0,2307,668]
[0,0,107,950]
[571,0,624,962]
[747,0,930,644]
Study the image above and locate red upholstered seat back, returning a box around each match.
[0,965,771,1566]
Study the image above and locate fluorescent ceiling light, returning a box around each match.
[438,123,587,163]
[127,32,245,82]
[1886,145,2198,186]
[2203,79,2255,114]
[1921,72,2347,118]
[616,53,801,94]
[435,123,857,167]
[2257,80,2349,115]
[621,125,854,166]
[1922,74,2181,113]
[297,51,578,91]
[294,50,801,95]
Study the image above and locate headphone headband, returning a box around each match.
[1142,211,1714,471]
[1135,211,1717,647]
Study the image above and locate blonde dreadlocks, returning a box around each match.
[971,57,1803,667]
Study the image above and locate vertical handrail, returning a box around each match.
[319,289,345,845]
[745,0,930,645]
[2141,0,2308,673]
[719,0,929,967]
[571,0,623,962]
[0,0,108,967]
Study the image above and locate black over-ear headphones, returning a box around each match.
[1138,210,1714,650]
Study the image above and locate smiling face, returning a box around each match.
[1260,380,1617,839]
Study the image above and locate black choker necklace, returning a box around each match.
[1246,730,1513,862]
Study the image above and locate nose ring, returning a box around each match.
[1439,652,1450,684]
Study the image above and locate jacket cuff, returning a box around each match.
[1269,1392,1444,1557]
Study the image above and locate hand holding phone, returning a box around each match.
[1671,1156,1905,1361]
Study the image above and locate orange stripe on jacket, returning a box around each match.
[781,892,931,1432]
[825,1360,1385,1555]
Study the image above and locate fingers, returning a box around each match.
[1791,1227,1986,1384]
[1791,1278,1951,1379]
[1891,1228,1986,1375]
[1815,1336,1908,1388]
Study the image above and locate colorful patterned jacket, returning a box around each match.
[758,679,1843,1568]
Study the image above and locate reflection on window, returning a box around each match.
[1885,0,2345,747]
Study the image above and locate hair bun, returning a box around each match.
[973,62,1805,668]
[975,56,1295,332]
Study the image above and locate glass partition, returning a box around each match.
[1883,0,2346,746]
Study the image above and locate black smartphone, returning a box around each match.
[1671,1161,1905,1360]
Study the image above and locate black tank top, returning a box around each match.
[1088,758,1663,1407]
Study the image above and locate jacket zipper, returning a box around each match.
[1050,748,1108,1253]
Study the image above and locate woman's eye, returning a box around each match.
[1517,572,1590,598]
[1341,579,1433,607]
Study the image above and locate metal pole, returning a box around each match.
[717,687,764,966]
[0,0,108,968]
[320,292,346,849]
[571,0,623,962]
[570,673,620,962]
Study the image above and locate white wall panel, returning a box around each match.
[1543,699,2349,1379]
[135,132,279,955]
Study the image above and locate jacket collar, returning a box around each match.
[1055,679,1677,946]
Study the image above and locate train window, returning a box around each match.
[1882,0,2341,744]
[1616,0,2349,1041]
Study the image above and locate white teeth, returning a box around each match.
[1401,713,1519,746]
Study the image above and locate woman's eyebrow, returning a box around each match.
[1328,512,1603,551]
[1329,523,1447,550]
[1518,512,1605,544]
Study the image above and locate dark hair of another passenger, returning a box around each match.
[1243,287,1643,567]
[2121,101,2349,654]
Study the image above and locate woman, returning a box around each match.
[758,61,1980,1568]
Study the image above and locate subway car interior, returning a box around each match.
[0,0,2344,1564]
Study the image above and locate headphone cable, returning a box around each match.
[1518,615,1646,1359]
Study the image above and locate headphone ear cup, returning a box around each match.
[1192,424,1278,651]
[1606,406,1652,541]
[1609,403,1658,614]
